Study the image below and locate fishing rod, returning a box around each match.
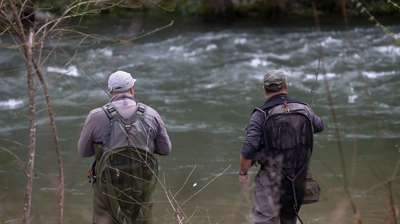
[58,47,111,98]
[26,19,111,98]
[310,48,321,109]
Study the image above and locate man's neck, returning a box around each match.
[110,93,135,101]
[267,91,287,98]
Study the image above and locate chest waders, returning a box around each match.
[259,97,314,224]
[90,102,158,224]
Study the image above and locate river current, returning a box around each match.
[0,17,399,223]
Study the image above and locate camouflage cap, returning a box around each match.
[263,70,287,90]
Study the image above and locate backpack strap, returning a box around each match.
[255,94,307,114]
[125,102,147,122]
[102,102,146,121]
[102,103,120,120]
[136,103,147,116]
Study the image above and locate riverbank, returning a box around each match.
[34,0,399,22]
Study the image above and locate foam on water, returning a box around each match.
[234,38,247,44]
[169,46,184,51]
[372,45,400,56]
[87,47,113,58]
[249,58,268,67]
[47,65,79,77]
[0,99,23,109]
[205,44,217,51]
[363,70,397,79]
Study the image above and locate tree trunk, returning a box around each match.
[257,0,285,19]
[201,0,234,22]
[5,1,37,222]
[22,28,37,224]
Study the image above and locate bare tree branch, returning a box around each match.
[33,59,64,224]
[22,27,36,224]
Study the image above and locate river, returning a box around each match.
[0,17,399,223]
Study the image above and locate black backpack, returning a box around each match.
[255,101,316,220]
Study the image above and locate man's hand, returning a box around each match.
[239,173,251,187]
[239,155,253,187]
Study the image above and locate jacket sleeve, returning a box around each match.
[77,109,108,157]
[77,113,95,157]
[151,111,172,156]
[304,105,324,133]
[240,109,265,160]
[312,113,324,133]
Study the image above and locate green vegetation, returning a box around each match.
[351,0,400,46]
[35,0,400,20]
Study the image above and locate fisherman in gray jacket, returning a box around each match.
[78,71,172,224]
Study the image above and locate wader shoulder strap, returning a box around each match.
[102,102,147,122]
[136,103,147,116]
[126,102,147,123]
[102,103,121,120]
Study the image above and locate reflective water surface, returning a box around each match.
[0,17,399,223]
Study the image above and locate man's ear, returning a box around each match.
[130,88,134,95]
[263,86,268,95]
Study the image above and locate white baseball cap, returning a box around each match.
[107,71,136,93]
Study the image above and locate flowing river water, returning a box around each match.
[0,17,399,223]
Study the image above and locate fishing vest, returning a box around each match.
[101,102,155,153]
[252,95,314,169]
[95,102,159,224]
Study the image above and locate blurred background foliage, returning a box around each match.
[34,0,400,21]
